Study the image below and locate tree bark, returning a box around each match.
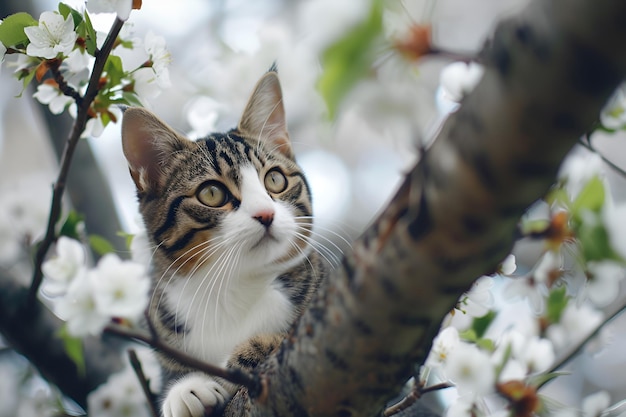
[224,0,626,416]
[0,0,625,416]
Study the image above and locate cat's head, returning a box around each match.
[121,71,312,278]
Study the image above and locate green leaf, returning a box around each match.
[59,210,84,240]
[89,234,116,256]
[576,220,620,262]
[121,91,144,107]
[318,0,383,119]
[105,54,124,88]
[545,286,569,324]
[16,68,37,98]
[0,12,38,48]
[117,231,135,250]
[527,371,569,389]
[571,176,605,220]
[83,12,98,56]
[471,310,496,339]
[58,3,83,27]
[475,337,495,352]
[459,328,477,342]
[57,326,86,376]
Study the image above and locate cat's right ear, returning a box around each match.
[121,107,186,194]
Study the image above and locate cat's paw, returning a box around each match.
[162,373,230,417]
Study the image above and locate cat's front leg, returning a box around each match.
[162,373,231,417]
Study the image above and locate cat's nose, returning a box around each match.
[253,210,274,228]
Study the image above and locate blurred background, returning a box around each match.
[1,0,626,416]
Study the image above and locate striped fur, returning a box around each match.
[122,71,327,416]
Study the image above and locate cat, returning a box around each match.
[121,69,327,417]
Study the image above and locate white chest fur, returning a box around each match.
[163,271,294,366]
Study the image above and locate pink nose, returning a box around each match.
[253,210,274,228]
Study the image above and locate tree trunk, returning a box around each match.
[224,0,626,416]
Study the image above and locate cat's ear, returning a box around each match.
[121,107,187,193]
[238,72,293,159]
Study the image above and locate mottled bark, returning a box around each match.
[224,0,626,416]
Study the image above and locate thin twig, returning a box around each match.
[48,59,82,104]
[578,136,626,178]
[28,18,125,305]
[383,381,452,417]
[128,348,160,417]
[538,298,626,389]
[105,324,263,397]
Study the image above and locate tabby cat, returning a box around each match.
[121,70,327,417]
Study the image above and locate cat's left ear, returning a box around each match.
[238,71,293,159]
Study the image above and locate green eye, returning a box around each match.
[197,182,229,207]
[264,169,287,193]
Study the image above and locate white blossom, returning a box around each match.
[42,237,85,296]
[558,151,604,199]
[14,390,57,417]
[585,261,625,307]
[24,11,77,59]
[33,83,73,114]
[502,277,545,313]
[520,337,555,373]
[54,270,109,336]
[144,31,171,80]
[582,391,610,417]
[498,359,527,383]
[534,250,562,284]
[499,254,517,276]
[457,276,494,318]
[425,326,460,369]
[603,201,626,261]
[445,397,474,417]
[81,106,122,138]
[546,302,604,352]
[86,0,133,21]
[600,83,626,130]
[91,254,150,319]
[444,343,495,397]
[0,176,50,265]
[88,348,160,417]
[65,48,92,73]
[436,61,484,114]
[88,372,150,417]
[131,67,164,101]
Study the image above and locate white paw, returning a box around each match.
[162,373,230,417]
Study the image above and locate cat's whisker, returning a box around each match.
[167,236,236,345]
[294,225,347,259]
[150,235,224,319]
[209,242,245,339]
[287,240,318,282]
[293,231,340,268]
[295,215,357,245]
[183,244,236,354]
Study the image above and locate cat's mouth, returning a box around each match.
[250,231,279,250]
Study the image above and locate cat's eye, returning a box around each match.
[264,169,287,193]
[197,182,229,207]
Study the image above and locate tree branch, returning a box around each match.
[104,325,263,397]
[28,18,125,304]
[128,348,160,417]
[223,0,626,416]
[539,297,626,389]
